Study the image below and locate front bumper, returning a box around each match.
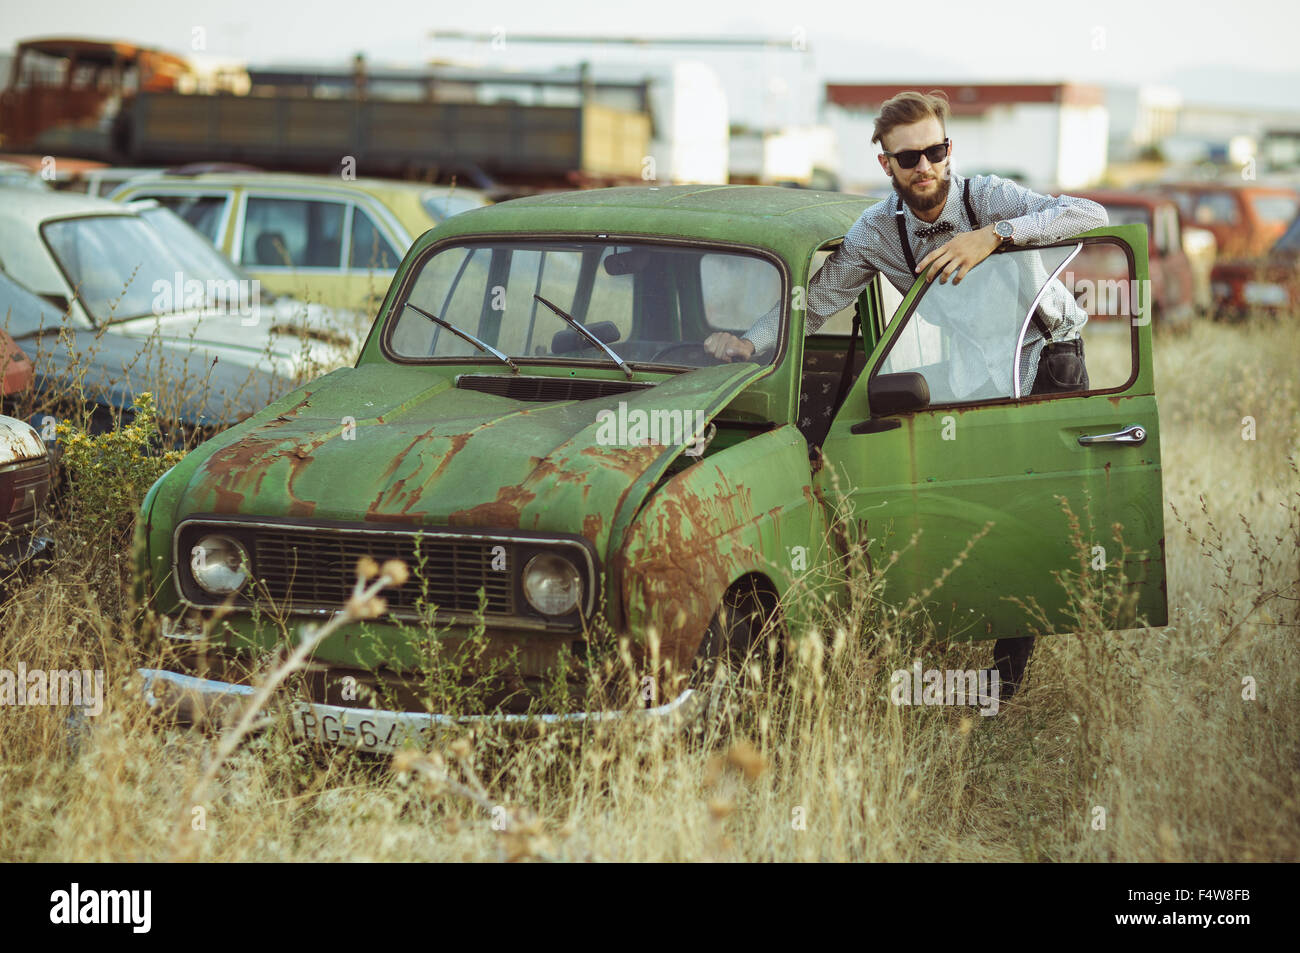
[139,667,706,754]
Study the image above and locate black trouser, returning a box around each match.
[1029,337,1089,395]
[998,339,1089,694]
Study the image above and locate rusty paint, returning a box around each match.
[447,484,538,528]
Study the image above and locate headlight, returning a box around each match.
[190,534,250,595]
[522,553,582,616]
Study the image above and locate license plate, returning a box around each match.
[292,704,432,753]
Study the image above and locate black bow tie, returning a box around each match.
[913,220,955,240]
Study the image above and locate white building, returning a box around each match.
[581,60,730,184]
[729,125,839,186]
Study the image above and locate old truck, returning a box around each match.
[134,185,1168,751]
[2,37,652,192]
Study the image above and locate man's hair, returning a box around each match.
[872,90,950,146]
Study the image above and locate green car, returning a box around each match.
[135,185,1167,750]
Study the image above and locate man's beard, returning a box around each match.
[892,168,952,214]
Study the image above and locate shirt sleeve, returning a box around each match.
[973,175,1109,245]
[743,219,879,352]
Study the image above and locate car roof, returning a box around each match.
[112,170,482,198]
[0,187,145,295]
[1074,190,1171,210]
[425,184,877,257]
[0,185,139,226]
[1155,182,1298,197]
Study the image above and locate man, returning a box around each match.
[704,89,1109,694]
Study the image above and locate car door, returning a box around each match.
[345,200,406,315]
[235,193,352,308]
[816,226,1167,641]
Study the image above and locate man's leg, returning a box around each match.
[1030,338,1089,395]
[992,636,1035,699]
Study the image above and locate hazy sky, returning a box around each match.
[3,0,1297,124]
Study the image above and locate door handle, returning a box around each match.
[1078,424,1146,447]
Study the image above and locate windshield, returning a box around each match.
[387,240,783,369]
[1275,214,1300,253]
[41,207,250,323]
[1251,193,1300,226]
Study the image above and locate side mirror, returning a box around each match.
[868,372,929,415]
[851,372,930,434]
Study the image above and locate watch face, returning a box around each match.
[996,221,1013,239]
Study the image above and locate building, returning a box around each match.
[823,82,1109,192]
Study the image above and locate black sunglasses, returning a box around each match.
[882,139,950,169]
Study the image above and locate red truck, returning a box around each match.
[1151,182,1299,259]
[1066,190,1200,330]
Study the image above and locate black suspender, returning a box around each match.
[895,177,1052,342]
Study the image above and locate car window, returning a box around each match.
[42,209,251,323]
[1274,214,1300,252]
[1193,193,1240,225]
[241,197,345,267]
[389,240,781,368]
[876,240,1136,403]
[1250,194,1299,226]
[349,207,401,270]
[135,193,229,244]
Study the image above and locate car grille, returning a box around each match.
[457,374,651,402]
[247,527,515,616]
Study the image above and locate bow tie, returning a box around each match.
[913,221,955,240]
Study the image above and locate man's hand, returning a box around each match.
[703,332,756,362]
[916,224,1002,285]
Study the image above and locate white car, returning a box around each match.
[0,187,362,380]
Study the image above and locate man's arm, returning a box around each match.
[916,176,1109,286]
[704,229,879,360]
[978,175,1108,245]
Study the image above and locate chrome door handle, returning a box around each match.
[1078,424,1146,446]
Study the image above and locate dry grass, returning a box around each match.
[1,315,1297,862]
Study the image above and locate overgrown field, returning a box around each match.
[1,316,1297,862]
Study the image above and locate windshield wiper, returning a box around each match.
[402,302,519,374]
[533,293,633,380]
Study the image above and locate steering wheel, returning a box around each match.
[649,342,727,366]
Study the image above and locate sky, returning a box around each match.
[2,0,1297,126]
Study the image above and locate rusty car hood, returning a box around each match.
[170,360,767,555]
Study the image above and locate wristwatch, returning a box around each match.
[993,220,1015,245]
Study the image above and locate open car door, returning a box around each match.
[816,224,1167,640]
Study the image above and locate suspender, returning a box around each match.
[895,178,1052,342]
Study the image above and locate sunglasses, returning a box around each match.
[882,139,951,169]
